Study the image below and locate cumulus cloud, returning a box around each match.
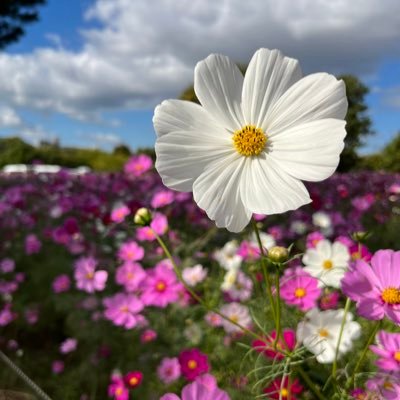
[0,106,22,127]
[0,0,399,122]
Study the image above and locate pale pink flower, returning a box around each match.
[157,357,181,384]
[220,303,251,334]
[74,256,108,293]
[60,338,77,354]
[136,213,168,241]
[124,154,153,176]
[118,241,144,262]
[111,204,130,223]
[151,190,174,208]
[115,262,146,292]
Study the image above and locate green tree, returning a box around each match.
[0,0,46,49]
[179,69,373,172]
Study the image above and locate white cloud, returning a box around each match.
[0,0,399,122]
[0,106,22,127]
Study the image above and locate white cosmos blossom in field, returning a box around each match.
[302,240,350,288]
[297,309,361,364]
[154,48,347,232]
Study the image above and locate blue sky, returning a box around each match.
[1,0,399,154]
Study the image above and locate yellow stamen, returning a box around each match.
[381,287,400,304]
[294,287,306,298]
[318,328,329,338]
[115,387,123,396]
[86,272,94,279]
[187,360,197,370]
[129,377,139,386]
[323,260,333,270]
[394,351,400,362]
[280,388,289,397]
[156,281,166,292]
[230,314,239,324]
[232,125,266,156]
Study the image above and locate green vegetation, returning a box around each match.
[0,137,130,172]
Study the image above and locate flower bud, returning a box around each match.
[268,246,289,263]
[134,208,152,226]
[351,231,370,243]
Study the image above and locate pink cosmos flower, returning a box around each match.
[124,371,143,389]
[204,312,223,327]
[366,374,400,399]
[115,262,146,292]
[319,290,340,310]
[52,360,64,374]
[111,204,130,223]
[0,258,15,273]
[179,349,209,381]
[103,293,144,329]
[124,154,153,176]
[140,329,157,343]
[306,231,325,249]
[224,271,253,301]
[52,274,71,293]
[0,304,15,326]
[263,377,303,399]
[160,374,230,400]
[108,376,129,400]
[220,303,252,334]
[117,241,144,262]
[74,256,108,293]
[60,338,77,354]
[370,330,400,372]
[136,212,168,241]
[157,357,181,384]
[151,190,174,208]
[341,249,400,324]
[252,329,296,360]
[24,233,42,255]
[280,267,321,312]
[142,263,182,308]
[349,244,372,262]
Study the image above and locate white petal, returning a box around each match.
[242,48,302,129]
[240,155,311,215]
[193,154,252,232]
[269,119,346,182]
[153,99,224,138]
[155,129,233,191]
[316,240,332,259]
[194,54,244,132]
[267,73,347,133]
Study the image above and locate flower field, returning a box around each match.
[0,156,399,399]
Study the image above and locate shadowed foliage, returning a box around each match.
[0,0,46,49]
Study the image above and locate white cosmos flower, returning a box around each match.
[221,268,239,291]
[214,240,242,270]
[182,264,207,287]
[249,231,275,251]
[220,302,252,334]
[302,240,350,288]
[297,308,361,364]
[154,48,347,232]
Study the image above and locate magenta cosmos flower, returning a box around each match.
[280,267,321,312]
[178,349,209,381]
[74,256,108,293]
[142,263,182,308]
[263,376,303,400]
[252,329,296,360]
[115,262,146,292]
[370,330,400,372]
[117,241,144,262]
[160,374,230,400]
[103,293,144,329]
[123,370,143,389]
[342,249,400,324]
[108,376,129,400]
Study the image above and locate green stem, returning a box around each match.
[331,297,351,379]
[152,229,263,341]
[251,219,277,326]
[274,271,282,346]
[0,350,53,400]
[296,366,325,400]
[349,320,381,387]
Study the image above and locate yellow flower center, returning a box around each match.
[232,125,266,156]
[156,281,166,292]
[187,360,197,370]
[280,388,289,397]
[394,351,400,362]
[86,272,94,279]
[129,376,139,386]
[120,305,129,313]
[323,260,333,270]
[230,314,239,324]
[318,328,329,338]
[295,287,306,298]
[115,387,123,396]
[383,381,393,390]
[381,287,400,304]
[127,272,134,280]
